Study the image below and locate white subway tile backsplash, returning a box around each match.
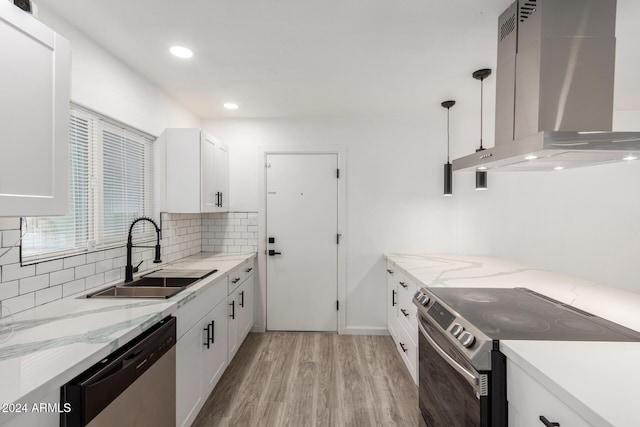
[0,212,251,314]
[19,275,49,294]
[35,286,62,306]
[85,273,105,290]
[64,255,87,269]
[0,247,20,266]
[50,268,75,286]
[0,281,19,300]
[75,263,96,279]
[62,279,85,297]
[35,259,64,275]
[3,263,35,281]
[2,293,35,314]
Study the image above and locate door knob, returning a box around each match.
[268,250,282,256]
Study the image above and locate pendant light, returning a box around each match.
[442,100,456,196]
[473,68,492,190]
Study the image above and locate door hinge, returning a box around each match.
[336,234,342,244]
[336,300,339,311]
[336,168,340,178]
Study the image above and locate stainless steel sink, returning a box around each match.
[122,277,199,288]
[85,268,218,299]
[87,286,183,299]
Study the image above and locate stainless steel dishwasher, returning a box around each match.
[61,316,176,427]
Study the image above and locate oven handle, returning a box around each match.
[418,321,480,388]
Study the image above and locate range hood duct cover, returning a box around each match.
[453,0,640,171]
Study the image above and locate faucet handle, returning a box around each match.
[133,260,143,273]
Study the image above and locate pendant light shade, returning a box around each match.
[473,68,492,190]
[441,100,456,196]
[475,169,487,190]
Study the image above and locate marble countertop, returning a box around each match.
[501,340,640,427]
[0,252,255,424]
[385,253,640,427]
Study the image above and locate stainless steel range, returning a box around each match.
[413,287,640,427]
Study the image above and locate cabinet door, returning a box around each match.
[176,321,205,427]
[202,301,228,397]
[238,274,254,343]
[214,141,229,212]
[201,133,218,212]
[227,293,239,361]
[0,4,70,217]
[386,264,399,339]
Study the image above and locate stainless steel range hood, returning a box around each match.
[453,0,640,172]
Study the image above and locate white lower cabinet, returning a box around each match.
[507,359,590,427]
[175,258,256,427]
[386,261,418,384]
[228,268,255,361]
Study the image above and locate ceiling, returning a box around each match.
[38,0,640,119]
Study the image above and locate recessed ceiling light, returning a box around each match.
[554,166,564,171]
[524,155,538,160]
[223,103,239,110]
[623,155,638,161]
[170,46,194,59]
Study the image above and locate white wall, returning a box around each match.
[203,116,459,331]
[453,111,640,294]
[38,6,199,135]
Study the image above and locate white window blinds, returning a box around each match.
[22,105,156,261]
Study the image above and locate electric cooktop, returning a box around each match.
[424,287,640,342]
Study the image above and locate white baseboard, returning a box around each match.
[341,326,390,335]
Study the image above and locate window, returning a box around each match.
[21,105,156,261]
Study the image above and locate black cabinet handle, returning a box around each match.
[386,269,394,274]
[399,281,407,288]
[392,290,397,306]
[269,250,282,256]
[203,324,211,349]
[215,192,220,207]
[245,267,253,273]
[210,320,215,344]
[240,291,245,308]
[232,278,240,284]
[539,416,559,427]
[230,300,235,319]
[401,308,409,317]
[219,192,223,207]
[399,342,407,353]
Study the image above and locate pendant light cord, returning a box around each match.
[447,108,450,163]
[480,78,484,151]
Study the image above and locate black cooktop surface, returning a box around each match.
[428,287,640,341]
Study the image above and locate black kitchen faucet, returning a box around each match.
[125,217,162,282]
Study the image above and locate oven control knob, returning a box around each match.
[419,295,430,306]
[450,323,464,338]
[458,332,475,348]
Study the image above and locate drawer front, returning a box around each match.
[228,267,242,293]
[176,276,227,339]
[238,258,255,284]
[394,319,418,384]
[507,360,590,427]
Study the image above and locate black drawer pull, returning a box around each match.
[400,308,409,317]
[245,267,253,273]
[232,278,240,284]
[399,342,408,353]
[386,269,394,274]
[392,290,397,306]
[539,416,560,427]
[203,324,211,349]
[399,281,407,288]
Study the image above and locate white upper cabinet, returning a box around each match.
[154,128,229,213]
[0,3,70,217]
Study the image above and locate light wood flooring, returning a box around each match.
[193,332,420,427]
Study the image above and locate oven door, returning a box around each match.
[418,314,490,427]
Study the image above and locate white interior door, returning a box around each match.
[266,153,338,331]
